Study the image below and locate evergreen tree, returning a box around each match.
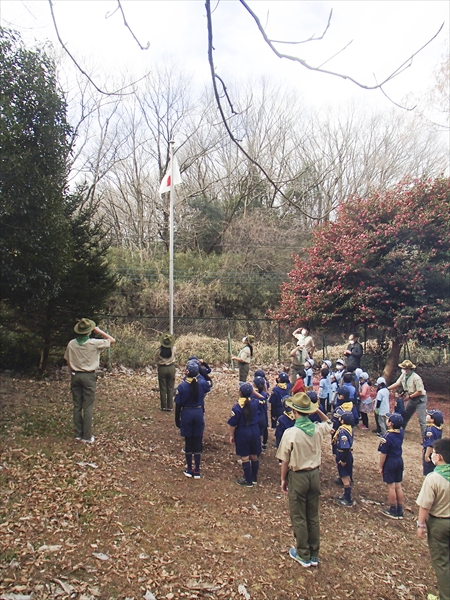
[0,29,116,371]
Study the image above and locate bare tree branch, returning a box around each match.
[238,0,444,91]
[110,1,150,51]
[48,0,149,96]
[205,0,337,221]
[270,9,333,45]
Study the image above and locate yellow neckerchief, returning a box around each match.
[238,397,250,408]
[429,424,443,430]
[278,383,287,390]
[284,410,295,420]
[386,428,402,434]
[333,423,352,444]
[186,377,197,384]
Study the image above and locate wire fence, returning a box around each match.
[100,315,448,367]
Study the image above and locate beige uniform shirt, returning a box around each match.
[293,333,314,358]
[238,346,251,364]
[155,346,176,366]
[416,471,450,518]
[395,371,426,396]
[64,338,110,372]
[276,420,332,471]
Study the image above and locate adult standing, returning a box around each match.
[388,360,427,436]
[232,335,254,382]
[344,333,363,372]
[64,318,116,443]
[292,327,315,362]
[416,438,450,600]
[276,392,332,568]
[155,333,176,411]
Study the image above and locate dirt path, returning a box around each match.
[0,370,448,600]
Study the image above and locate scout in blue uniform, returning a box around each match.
[378,412,405,519]
[275,397,296,448]
[188,355,213,387]
[393,389,406,425]
[174,360,212,479]
[269,372,291,429]
[306,391,325,424]
[333,408,355,507]
[254,369,270,391]
[253,375,269,450]
[422,410,444,476]
[228,382,261,487]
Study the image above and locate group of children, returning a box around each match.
[171,355,448,600]
[173,356,445,498]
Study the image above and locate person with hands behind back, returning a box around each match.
[276,393,332,569]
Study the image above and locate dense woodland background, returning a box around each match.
[0,27,449,373]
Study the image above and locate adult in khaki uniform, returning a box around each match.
[276,393,332,568]
[232,335,254,382]
[155,333,176,411]
[416,438,450,600]
[388,360,427,436]
[64,318,115,443]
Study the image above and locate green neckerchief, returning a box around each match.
[295,416,315,437]
[404,371,414,383]
[76,335,90,346]
[434,464,450,482]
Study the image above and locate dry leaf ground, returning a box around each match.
[0,368,448,600]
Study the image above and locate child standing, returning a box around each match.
[422,410,444,476]
[269,372,291,429]
[334,359,346,386]
[375,376,390,436]
[378,412,405,519]
[358,372,373,430]
[303,359,314,390]
[416,438,450,600]
[174,360,212,478]
[228,382,261,487]
[393,389,406,426]
[318,367,331,414]
[333,408,355,507]
[253,375,269,451]
[275,397,296,448]
[291,368,306,395]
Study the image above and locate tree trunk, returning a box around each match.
[382,338,403,384]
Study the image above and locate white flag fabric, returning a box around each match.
[159,155,182,196]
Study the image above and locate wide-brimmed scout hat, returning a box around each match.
[398,359,416,369]
[74,318,96,335]
[159,333,175,348]
[285,392,318,414]
[245,335,255,344]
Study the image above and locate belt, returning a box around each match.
[72,370,95,374]
[293,466,319,472]
[429,514,450,519]
[184,405,203,409]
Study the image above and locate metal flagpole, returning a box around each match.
[169,140,175,335]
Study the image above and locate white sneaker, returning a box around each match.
[82,436,95,444]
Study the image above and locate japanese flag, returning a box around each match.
[159,155,182,196]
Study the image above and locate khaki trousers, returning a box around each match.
[71,372,96,440]
[427,515,450,600]
[288,468,321,561]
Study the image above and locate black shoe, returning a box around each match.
[236,477,253,488]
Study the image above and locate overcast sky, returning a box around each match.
[0,0,448,112]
